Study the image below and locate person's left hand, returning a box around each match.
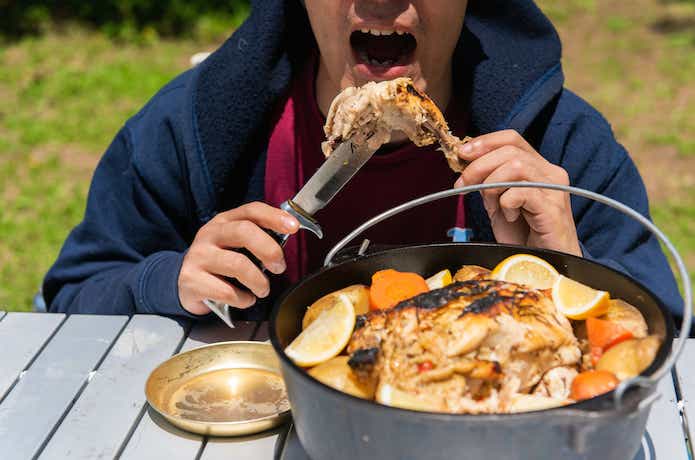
[454,129,582,257]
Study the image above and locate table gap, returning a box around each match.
[31,315,133,459]
[672,362,694,458]
[0,314,68,406]
[112,320,194,459]
[195,439,209,460]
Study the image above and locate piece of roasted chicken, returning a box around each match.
[322,77,471,172]
[347,279,581,414]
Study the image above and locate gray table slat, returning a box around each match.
[183,320,258,351]
[645,370,689,459]
[200,427,284,460]
[120,320,257,460]
[39,315,187,460]
[0,315,127,459]
[279,425,310,460]
[674,339,695,454]
[0,312,65,399]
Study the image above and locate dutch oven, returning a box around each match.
[270,183,691,460]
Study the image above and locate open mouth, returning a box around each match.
[350,29,417,68]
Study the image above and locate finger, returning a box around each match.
[498,188,547,223]
[461,145,534,186]
[456,129,534,162]
[212,220,287,274]
[205,248,271,298]
[479,160,543,214]
[196,272,257,309]
[215,201,300,234]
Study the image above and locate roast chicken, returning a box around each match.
[347,280,581,414]
[322,77,471,172]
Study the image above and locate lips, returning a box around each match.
[350,28,417,68]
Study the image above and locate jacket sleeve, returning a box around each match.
[43,108,200,318]
[565,115,684,319]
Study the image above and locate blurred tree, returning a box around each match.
[0,0,251,40]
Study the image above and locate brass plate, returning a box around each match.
[145,341,290,436]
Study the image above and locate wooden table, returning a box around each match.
[0,311,691,459]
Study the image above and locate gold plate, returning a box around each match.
[145,341,290,436]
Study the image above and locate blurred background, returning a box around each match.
[0,0,693,312]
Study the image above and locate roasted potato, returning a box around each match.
[302,284,370,330]
[453,265,491,282]
[308,356,376,399]
[595,335,660,380]
[600,299,648,339]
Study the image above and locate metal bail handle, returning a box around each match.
[323,181,692,408]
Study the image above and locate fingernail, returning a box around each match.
[473,140,483,149]
[282,214,299,232]
[459,143,473,155]
[268,261,286,274]
[454,176,464,188]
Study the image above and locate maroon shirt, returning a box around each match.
[264,60,469,284]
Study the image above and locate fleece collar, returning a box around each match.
[190,0,564,217]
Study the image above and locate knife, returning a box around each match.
[205,139,378,328]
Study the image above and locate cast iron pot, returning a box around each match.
[269,183,691,460]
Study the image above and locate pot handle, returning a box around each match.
[323,181,692,408]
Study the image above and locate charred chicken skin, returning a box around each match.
[347,280,581,413]
[322,77,470,172]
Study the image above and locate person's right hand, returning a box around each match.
[178,202,300,315]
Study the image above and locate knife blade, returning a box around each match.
[292,139,378,217]
[205,138,378,328]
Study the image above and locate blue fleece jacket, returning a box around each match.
[43,0,683,320]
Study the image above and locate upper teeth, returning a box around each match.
[360,28,405,36]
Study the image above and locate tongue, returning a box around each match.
[362,34,404,62]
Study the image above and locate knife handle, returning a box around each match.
[205,200,324,324]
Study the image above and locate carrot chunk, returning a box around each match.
[369,269,429,311]
[586,317,634,364]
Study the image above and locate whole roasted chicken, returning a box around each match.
[347,279,581,414]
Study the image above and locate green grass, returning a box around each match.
[652,197,695,288]
[0,28,230,311]
[1,2,693,312]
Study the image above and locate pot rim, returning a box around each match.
[269,242,674,420]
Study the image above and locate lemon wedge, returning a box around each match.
[552,275,610,319]
[426,269,453,290]
[491,254,559,290]
[285,293,356,367]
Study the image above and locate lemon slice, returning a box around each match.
[552,275,610,319]
[491,254,559,289]
[426,269,453,290]
[285,293,356,367]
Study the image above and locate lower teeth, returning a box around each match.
[358,51,396,67]
[368,58,394,66]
